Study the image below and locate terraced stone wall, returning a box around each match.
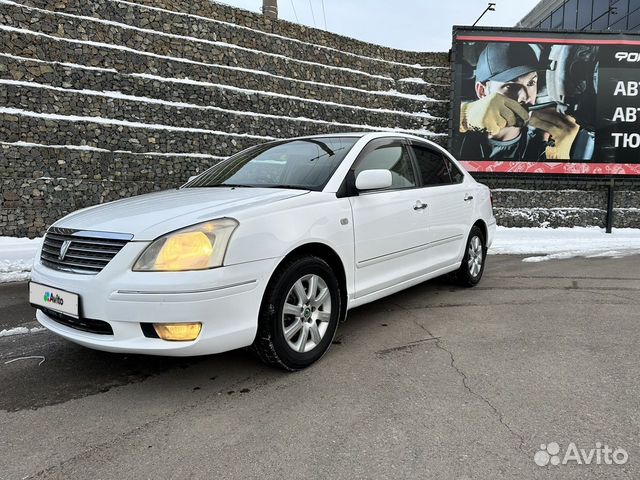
[0,0,450,236]
[477,176,640,229]
[1,0,637,236]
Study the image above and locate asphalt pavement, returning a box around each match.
[1,255,639,479]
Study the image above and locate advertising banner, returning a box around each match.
[450,27,640,175]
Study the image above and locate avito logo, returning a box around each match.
[534,441,628,467]
[44,292,64,306]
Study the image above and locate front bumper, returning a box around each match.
[31,241,279,356]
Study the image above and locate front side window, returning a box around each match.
[184,137,358,191]
[354,143,416,189]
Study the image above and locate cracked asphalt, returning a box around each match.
[1,254,639,479]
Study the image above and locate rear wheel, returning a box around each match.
[453,225,486,287]
[252,256,341,370]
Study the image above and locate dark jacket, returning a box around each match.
[457,127,548,161]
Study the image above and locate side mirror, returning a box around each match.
[355,169,392,191]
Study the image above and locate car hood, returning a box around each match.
[54,187,309,240]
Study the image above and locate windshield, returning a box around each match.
[183,137,359,191]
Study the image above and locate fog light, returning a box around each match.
[153,322,202,341]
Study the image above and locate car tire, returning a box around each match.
[453,225,486,288]
[252,256,342,371]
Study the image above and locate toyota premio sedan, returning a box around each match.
[29,133,496,370]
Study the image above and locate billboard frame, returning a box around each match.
[449,25,640,178]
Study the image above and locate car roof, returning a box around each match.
[280,132,441,143]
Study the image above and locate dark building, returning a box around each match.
[517,0,640,31]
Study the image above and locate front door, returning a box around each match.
[348,138,430,298]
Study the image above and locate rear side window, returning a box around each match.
[410,145,452,186]
[355,144,416,189]
[445,157,465,183]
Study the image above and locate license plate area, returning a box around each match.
[29,282,80,318]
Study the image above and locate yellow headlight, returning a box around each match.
[153,322,202,341]
[154,231,213,271]
[133,218,238,272]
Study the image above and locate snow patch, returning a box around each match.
[398,77,427,84]
[491,226,640,261]
[0,236,42,283]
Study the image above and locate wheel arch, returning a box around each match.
[472,219,488,244]
[267,242,349,322]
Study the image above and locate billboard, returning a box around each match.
[450,27,640,176]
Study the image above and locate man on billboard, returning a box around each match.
[457,42,591,161]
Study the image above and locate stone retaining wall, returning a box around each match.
[0,0,637,237]
[0,0,450,236]
[489,188,640,228]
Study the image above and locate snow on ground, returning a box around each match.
[0,326,45,337]
[1,228,639,283]
[0,236,42,283]
[490,227,640,262]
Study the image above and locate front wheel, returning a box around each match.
[252,256,342,371]
[453,225,486,287]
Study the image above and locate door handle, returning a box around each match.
[463,194,474,201]
[413,201,428,210]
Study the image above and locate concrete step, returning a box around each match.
[17,0,451,82]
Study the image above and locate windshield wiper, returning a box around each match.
[205,183,257,188]
[262,185,310,190]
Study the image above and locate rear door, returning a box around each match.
[348,138,430,297]
[408,141,473,269]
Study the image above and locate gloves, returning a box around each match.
[460,93,529,135]
[528,110,580,159]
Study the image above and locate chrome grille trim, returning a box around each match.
[41,227,133,274]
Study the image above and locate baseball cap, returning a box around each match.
[475,43,539,83]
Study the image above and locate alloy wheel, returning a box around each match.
[281,274,332,353]
[467,235,483,277]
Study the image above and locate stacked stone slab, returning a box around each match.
[483,178,640,228]
[0,0,450,237]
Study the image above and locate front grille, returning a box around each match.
[40,307,114,335]
[41,227,133,274]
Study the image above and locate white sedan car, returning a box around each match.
[30,132,496,370]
